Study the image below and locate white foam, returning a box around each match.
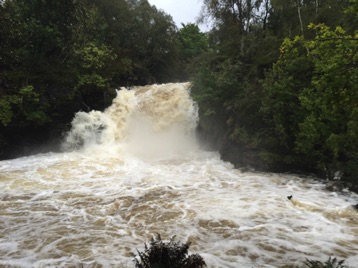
[1,83,357,267]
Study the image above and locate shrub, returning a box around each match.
[303,257,348,268]
[133,234,206,268]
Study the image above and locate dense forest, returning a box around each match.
[0,0,206,157]
[0,0,357,189]
[192,0,358,189]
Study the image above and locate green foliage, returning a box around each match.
[342,0,358,34]
[74,42,116,89]
[18,85,50,124]
[177,23,208,62]
[176,23,209,80]
[0,95,20,126]
[0,85,49,126]
[193,0,358,179]
[297,24,358,154]
[193,0,280,155]
[261,35,312,150]
[134,234,206,268]
[0,0,183,125]
[262,23,358,180]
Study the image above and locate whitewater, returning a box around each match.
[0,83,357,267]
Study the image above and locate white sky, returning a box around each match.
[147,0,209,31]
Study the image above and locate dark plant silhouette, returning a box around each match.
[133,234,206,268]
[303,257,348,268]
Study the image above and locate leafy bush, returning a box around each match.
[133,234,206,268]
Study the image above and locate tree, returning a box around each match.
[199,0,265,57]
[127,0,179,84]
[0,0,81,125]
[193,0,276,162]
[193,0,358,176]
[268,0,352,39]
[262,24,358,181]
[176,23,208,80]
[177,23,208,62]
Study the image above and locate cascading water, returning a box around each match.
[61,83,198,159]
[0,83,357,268]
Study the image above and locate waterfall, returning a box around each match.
[62,83,198,159]
[0,83,357,268]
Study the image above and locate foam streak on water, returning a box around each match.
[0,83,357,267]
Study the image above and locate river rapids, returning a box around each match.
[0,83,357,267]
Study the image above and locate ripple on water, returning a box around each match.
[0,150,358,267]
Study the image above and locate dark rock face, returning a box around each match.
[195,114,358,195]
[0,124,65,160]
[219,143,268,171]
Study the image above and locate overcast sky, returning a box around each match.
[147,0,209,31]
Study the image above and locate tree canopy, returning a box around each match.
[0,0,199,127]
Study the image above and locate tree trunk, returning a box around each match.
[297,0,304,38]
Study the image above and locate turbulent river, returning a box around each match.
[0,83,357,268]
